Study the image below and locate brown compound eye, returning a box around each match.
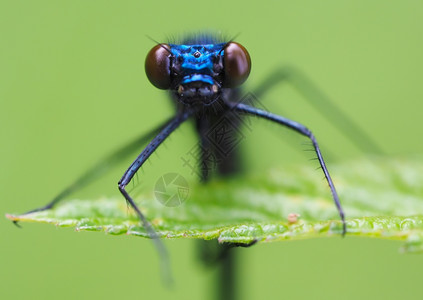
[145,44,171,90]
[223,42,251,88]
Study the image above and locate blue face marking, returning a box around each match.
[181,74,215,85]
[169,43,226,85]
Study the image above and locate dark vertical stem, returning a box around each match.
[219,245,236,300]
[198,241,237,300]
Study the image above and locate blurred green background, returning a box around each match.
[1,1,423,299]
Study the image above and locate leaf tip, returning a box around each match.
[5,213,18,221]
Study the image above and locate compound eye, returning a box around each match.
[145,44,171,90]
[223,42,251,88]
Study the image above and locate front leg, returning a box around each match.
[117,109,192,281]
[233,102,346,235]
[118,110,192,233]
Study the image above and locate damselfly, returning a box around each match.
[14,32,382,269]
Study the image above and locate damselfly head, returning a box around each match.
[145,41,251,106]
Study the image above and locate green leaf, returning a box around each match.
[7,156,423,253]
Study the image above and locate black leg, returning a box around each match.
[118,110,192,191]
[13,118,173,225]
[117,110,192,282]
[232,102,346,235]
[253,66,383,154]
